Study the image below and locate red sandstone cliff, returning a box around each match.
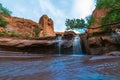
[0,14,55,38]
[87,9,108,33]
[39,15,55,37]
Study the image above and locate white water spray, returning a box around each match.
[73,35,82,54]
[56,36,62,55]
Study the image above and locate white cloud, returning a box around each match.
[38,0,95,32]
[39,0,64,17]
[72,0,95,19]
[38,0,66,31]
[0,0,95,32]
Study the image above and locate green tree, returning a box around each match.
[0,17,8,28]
[0,3,12,16]
[94,0,120,31]
[96,0,118,10]
[34,27,41,37]
[86,15,95,27]
[65,18,86,30]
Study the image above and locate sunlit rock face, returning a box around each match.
[87,9,108,33]
[0,14,56,37]
[0,14,42,37]
[39,15,55,37]
[0,27,5,32]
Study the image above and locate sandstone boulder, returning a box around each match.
[63,31,76,40]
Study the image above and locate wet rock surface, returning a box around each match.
[80,33,120,55]
[0,38,58,48]
[0,53,120,80]
[0,37,74,54]
[105,51,120,56]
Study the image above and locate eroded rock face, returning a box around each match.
[81,33,119,55]
[87,9,108,33]
[0,37,59,53]
[0,14,56,38]
[0,14,42,37]
[39,15,55,37]
[0,37,73,54]
[63,31,76,40]
[0,38,54,48]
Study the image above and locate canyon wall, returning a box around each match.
[87,9,107,33]
[0,14,55,37]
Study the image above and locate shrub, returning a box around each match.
[0,17,8,28]
[8,31,21,37]
[86,15,95,27]
[0,3,12,16]
[42,31,46,37]
[25,33,31,38]
[0,31,6,36]
[34,27,41,37]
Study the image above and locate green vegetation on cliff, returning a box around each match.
[85,15,95,27]
[95,0,120,31]
[0,17,7,28]
[96,0,120,10]
[0,3,12,28]
[0,3,12,16]
[34,27,41,37]
[85,0,120,32]
[101,9,120,31]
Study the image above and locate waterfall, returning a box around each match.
[112,32,120,44]
[73,35,82,54]
[56,36,62,55]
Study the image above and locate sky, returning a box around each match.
[0,0,95,32]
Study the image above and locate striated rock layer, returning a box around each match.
[0,14,55,37]
[39,15,55,37]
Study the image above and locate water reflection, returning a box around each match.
[0,55,119,80]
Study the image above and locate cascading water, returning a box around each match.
[112,32,120,44]
[56,36,62,55]
[73,35,82,54]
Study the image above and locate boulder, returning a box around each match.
[55,32,64,36]
[105,51,120,56]
[63,31,76,40]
